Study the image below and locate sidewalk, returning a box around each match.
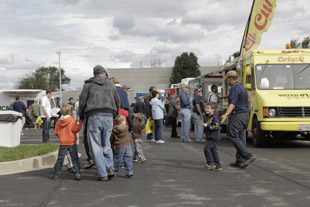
[0,128,66,175]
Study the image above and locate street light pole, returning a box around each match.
[56,51,62,107]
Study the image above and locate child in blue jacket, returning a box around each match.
[203,102,222,171]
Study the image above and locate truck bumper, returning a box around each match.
[260,122,310,131]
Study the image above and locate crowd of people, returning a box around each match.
[10,64,255,180]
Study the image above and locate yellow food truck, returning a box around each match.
[221,49,310,147]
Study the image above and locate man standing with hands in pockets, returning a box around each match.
[221,70,255,169]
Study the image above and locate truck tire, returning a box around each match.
[301,132,310,139]
[252,119,267,147]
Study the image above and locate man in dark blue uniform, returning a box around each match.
[221,70,255,169]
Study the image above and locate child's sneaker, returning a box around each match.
[133,159,139,163]
[50,174,58,180]
[75,173,81,180]
[67,167,73,173]
[203,164,216,170]
[214,167,223,171]
[84,160,94,169]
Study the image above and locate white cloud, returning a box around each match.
[0,0,309,89]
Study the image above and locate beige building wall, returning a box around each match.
[59,66,221,105]
[108,66,221,104]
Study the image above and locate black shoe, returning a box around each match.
[84,160,94,169]
[107,167,115,179]
[125,173,133,178]
[75,173,81,180]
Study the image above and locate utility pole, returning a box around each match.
[56,51,62,107]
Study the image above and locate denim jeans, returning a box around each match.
[227,113,253,164]
[133,139,145,161]
[204,140,221,168]
[87,113,114,177]
[180,108,191,140]
[52,145,80,177]
[42,117,51,143]
[192,113,203,141]
[154,119,163,141]
[114,145,133,175]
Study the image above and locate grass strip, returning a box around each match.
[0,144,58,162]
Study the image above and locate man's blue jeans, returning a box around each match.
[42,117,51,143]
[87,113,114,177]
[154,119,163,141]
[227,113,253,164]
[180,108,191,140]
[52,145,80,177]
[114,145,133,175]
[192,113,203,141]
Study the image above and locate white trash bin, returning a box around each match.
[0,111,22,147]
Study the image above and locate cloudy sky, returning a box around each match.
[0,0,309,89]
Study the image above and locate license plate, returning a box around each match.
[298,125,310,131]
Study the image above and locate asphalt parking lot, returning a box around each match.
[1,126,310,207]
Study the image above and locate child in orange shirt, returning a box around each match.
[51,104,83,180]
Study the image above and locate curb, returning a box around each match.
[0,151,71,176]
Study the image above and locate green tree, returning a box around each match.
[290,36,310,49]
[170,52,200,84]
[290,38,301,48]
[301,36,310,48]
[17,66,70,91]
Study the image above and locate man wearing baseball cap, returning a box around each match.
[221,70,255,169]
[179,83,193,143]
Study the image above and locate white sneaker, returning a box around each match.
[156,140,165,144]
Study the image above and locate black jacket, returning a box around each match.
[203,113,221,142]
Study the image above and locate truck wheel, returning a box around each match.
[252,119,267,147]
[301,132,310,139]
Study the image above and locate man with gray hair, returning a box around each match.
[79,65,121,181]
